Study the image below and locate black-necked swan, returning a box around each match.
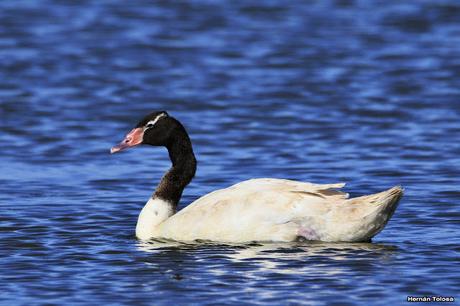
[111,111,403,242]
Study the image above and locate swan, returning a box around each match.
[111,111,403,243]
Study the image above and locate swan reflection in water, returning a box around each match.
[136,239,399,279]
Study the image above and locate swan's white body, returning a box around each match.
[136,178,402,242]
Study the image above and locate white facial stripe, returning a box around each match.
[146,113,167,128]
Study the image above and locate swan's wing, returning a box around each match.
[229,178,349,200]
[185,178,348,211]
[156,178,348,242]
[154,179,402,242]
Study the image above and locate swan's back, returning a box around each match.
[154,178,403,242]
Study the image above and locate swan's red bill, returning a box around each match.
[110,128,144,154]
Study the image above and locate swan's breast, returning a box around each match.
[136,197,174,240]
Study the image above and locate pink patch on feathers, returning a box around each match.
[297,227,319,240]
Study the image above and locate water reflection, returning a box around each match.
[137,239,399,256]
[137,239,399,276]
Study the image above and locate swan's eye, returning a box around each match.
[145,113,167,129]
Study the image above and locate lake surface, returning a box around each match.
[1,0,459,305]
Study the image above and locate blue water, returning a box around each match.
[1,1,459,305]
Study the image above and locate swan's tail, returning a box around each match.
[330,186,404,242]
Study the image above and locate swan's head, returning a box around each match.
[111,111,178,153]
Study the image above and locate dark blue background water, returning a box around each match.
[1,1,459,305]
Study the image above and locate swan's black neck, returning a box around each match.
[153,129,197,208]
